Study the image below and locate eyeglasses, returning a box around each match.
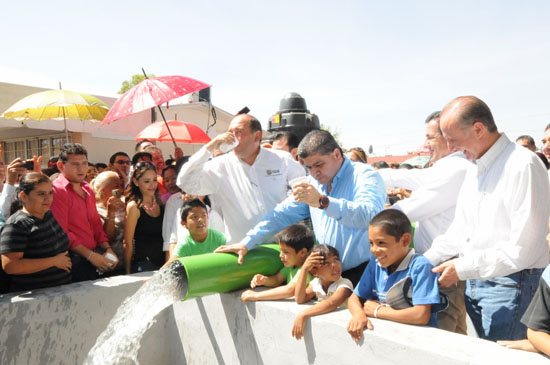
[115,160,131,165]
[135,161,156,169]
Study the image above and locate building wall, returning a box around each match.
[1,82,234,165]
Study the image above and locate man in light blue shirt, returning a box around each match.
[216,130,386,285]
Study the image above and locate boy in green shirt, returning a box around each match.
[164,199,226,267]
[241,223,314,302]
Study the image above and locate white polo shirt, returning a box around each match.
[379,152,471,253]
[177,146,305,243]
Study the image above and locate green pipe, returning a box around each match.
[176,244,282,301]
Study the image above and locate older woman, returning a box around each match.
[0,173,71,292]
[91,171,125,273]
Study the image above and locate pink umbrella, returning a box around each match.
[102,69,210,148]
[136,120,211,144]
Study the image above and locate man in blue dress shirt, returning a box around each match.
[216,130,386,285]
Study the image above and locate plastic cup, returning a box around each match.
[219,138,239,153]
[289,176,308,188]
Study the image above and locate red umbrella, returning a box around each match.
[101,69,210,148]
[102,75,210,125]
[136,120,211,144]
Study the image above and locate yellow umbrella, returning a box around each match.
[1,86,110,141]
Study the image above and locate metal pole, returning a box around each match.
[142,67,178,148]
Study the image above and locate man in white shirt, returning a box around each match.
[515,135,537,152]
[176,114,305,244]
[424,96,550,341]
[379,111,471,334]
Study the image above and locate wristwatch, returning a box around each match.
[318,195,330,210]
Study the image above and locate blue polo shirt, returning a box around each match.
[354,249,440,327]
[243,158,386,271]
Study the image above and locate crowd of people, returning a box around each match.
[0,96,549,356]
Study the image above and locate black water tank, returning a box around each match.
[268,92,320,142]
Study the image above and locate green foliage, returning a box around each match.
[118,73,156,94]
[320,123,343,146]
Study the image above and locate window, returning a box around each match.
[1,134,72,167]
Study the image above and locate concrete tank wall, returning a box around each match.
[0,274,548,364]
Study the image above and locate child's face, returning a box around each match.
[314,253,342,283]
[278,242,305,268]
[369,225,410,271]
[181,207,209,237]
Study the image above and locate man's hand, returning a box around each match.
[89,252,115,272]
[241,289,258,303]
[432,259,459,287]
[206,132,236,152]
[292,182,322,208]
[292,313,307,340]
[31,155,42,173]
[214,243,248,265]
[6,158,26,185]
[347,313,373,342]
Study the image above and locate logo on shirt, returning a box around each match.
[265,169,281,176]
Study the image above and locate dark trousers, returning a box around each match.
[342,261,369,287]
[70,253,99,283]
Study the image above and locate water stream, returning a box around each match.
[84,262,187,365]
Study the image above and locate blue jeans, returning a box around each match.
[465,268,542,341]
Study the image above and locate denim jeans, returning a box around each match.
[465,268,542,341]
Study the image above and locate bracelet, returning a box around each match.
[104,216,114,221]
[374,304,387,318]
[87,251,94,261]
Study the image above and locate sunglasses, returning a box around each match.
[135,161,156,169]
[115,160,131,165]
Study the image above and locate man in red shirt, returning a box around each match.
[51,143,118,282]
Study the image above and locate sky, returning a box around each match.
[1,1,550,155]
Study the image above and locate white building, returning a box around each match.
[0,80,233,166]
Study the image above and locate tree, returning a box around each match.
[118,73,156,94]
[320,123,343,146]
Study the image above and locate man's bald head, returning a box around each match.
[442,96,497,133]
[231,113,262,134]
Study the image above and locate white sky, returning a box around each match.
[1,1,550,155]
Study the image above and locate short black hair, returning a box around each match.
[273,131,300,150]
[372,161,389,169]
[131,152,152,166]
[59,143,87,163]
[311,244,339,260]
[249,117,262,134]
[425,111,441,124]
[369,210,412,241]
[95,162,107,170]
[109,152,130,164]
[425,111,442,134]
[135,139,156,152]
[162,165,176,177]
[516,135,536,146]
[297,129,342,159]
[180,198,208,222]
[276,223,315,253]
